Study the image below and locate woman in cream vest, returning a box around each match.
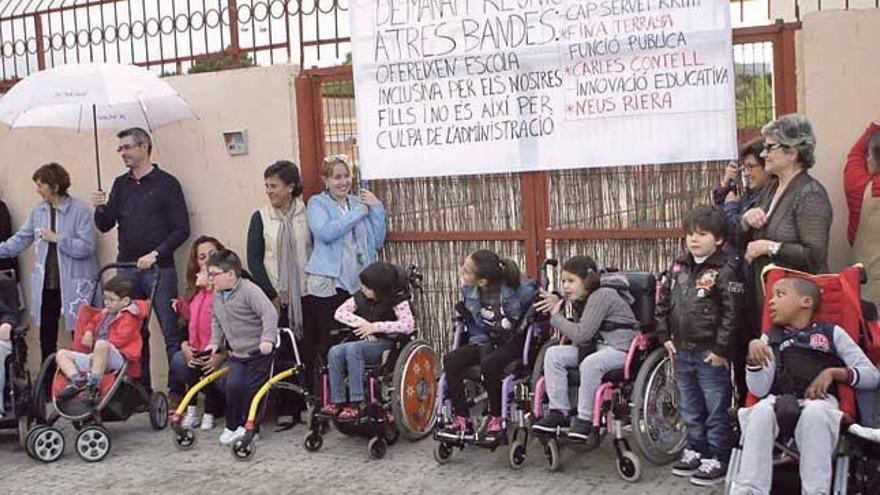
[247,160,310,428]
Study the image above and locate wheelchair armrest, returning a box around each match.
[329,327,353,338]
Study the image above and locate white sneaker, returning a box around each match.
[219,426,244,445]
[181,406,201,429]
[200,413,215,431]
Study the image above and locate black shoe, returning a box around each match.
[532,410,569,434]
[672,448,703,477]
[57,383,85,401]
[690,458,726,486]
[567,417,600,449]
[85,383,100,406]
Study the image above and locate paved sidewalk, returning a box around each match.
[0,416,721,495]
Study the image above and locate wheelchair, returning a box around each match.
[432,260,554,468]
[301,264,438,460]
[26,263,169,463]
[530,271,687,481]
[724,264,880,494]
[302,330,439,459]
[0,268,33,448]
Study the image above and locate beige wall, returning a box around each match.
[797,10,880,272]
[0,63,301,386]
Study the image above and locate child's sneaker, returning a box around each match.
[200,414,215,431]
[57,383,84,401]
[486,416,504,434]
[320,403,340,416]
[690,458,726,486]
[219,426,246,446]
[181,406,201,429]
[338,405,360,421]
[672,448,703,477]
[443,415,472,435]
[532,409,569,434]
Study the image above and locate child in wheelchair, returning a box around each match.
[732,277,879,494]
[656,205,743,486]
[441,249,537,441]
[54,276,146,404]
[532,255,639,447]
[321,261,415,420]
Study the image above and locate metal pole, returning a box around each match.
[93,104,102,191]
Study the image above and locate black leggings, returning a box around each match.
[302,291,350,392]
[39,288,62,363]
[443,331,526,417]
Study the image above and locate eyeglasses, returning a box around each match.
[206,270,227,279]
[762,142,787,152]
[116,143,141,153]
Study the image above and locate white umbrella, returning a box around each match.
[0,63,197,190]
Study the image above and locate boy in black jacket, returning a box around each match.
[656,205,743,486]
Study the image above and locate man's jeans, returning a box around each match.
[673,349,733,462]
[120,266,180,392]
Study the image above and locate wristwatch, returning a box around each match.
[768,242,781,258]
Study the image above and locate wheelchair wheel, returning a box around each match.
[433,441,454,465]
[149,392,169,430]
[75,425,112,462]
[173,429,197,451]
[631,347,686,465]
[617,450,642,482]
[384,424,400,445]
[368,436,387,460]
[231,438,256,461]
[392,339,439,441]
[544,438,561,472]
[303,432,323,452]
[30,426,65,463]
[508,434,528,470]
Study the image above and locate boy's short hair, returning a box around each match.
[207,249,243,276]
[786,277,822,313]
[103,276,135,299]
[683,205,727,243]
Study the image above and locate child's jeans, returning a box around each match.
[0,340,11,413]
[544,344,627,421]
[328,338,394,404]
[224,354,272,430]
[674,349,733,462]
[732,395,842,495]
[169,349,226,416]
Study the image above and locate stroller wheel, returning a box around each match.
[231,438,256,462]
[75,426,112,463]
[30,426,65,463]
[544,438,561,472]
[616,450,642,482]
[149,392,169,430]
[368,436,387,460]
[303,432,323,452]
[25,426,47,459]
[18,415,32,449]
[433,441,454,465]
[173,429,197,451]
[508,435,528,470]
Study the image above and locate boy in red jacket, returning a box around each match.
[56,276,147,402]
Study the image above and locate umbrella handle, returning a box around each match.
[93,104,102,192]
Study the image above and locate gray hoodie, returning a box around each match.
[549,274,640,352]
[210,278,279,358]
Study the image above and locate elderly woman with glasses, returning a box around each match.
[739,114,833,316]
[303,154,387,377]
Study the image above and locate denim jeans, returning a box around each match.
[327,338,394,404]
[225,354,271,430]
[673,349,733,462]
[120,266,180,392]
[169,350,225,416]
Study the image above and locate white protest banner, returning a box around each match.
[350,0,737,180]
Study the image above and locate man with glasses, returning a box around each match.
[92,127,190,399]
